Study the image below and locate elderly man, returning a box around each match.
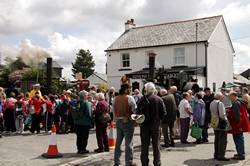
[137,82,166,166]
[113,84,137,166]
[160,89,177,148]
[210,92,229,161]
[228,91,250,160]
[169,86,182,138]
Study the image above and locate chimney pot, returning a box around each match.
[125,18,136,31]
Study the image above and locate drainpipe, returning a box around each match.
[205,42,208,87]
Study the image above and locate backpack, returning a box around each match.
[137,95,152,125]
[7,99,15,110]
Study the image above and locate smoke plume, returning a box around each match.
[18,39,50,67]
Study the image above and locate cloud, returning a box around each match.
[1,32,109,79]
[233,42,250,74]
[1,0,250,79]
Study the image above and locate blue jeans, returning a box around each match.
[233,133,245,158]
[114,119,134,166]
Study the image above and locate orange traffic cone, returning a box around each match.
[108,121,116,150]
[42,124,63,158]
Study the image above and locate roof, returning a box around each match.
[106,15,223,51]
[234,74,250,85]
[87,72,107,83]
[52,61,63,69]
[240,68,250,79]
[42,61,63,69]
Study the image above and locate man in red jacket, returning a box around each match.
[228,91,250,160]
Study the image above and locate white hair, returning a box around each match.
[109,87,115,91]
[214,92,223,99]
[97,93,105,100]
[89,90,97,98]
[187,90,193,95]
[170,86,177,93]
[160,89,168,96]
[144,82,156,95]
[79,90,88,98]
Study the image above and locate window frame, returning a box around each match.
[174,47,185,66]
[121,53,130,68]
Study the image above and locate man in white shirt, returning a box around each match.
[210,92,229,161]
[113,84,137,166]
[178,92,192,144]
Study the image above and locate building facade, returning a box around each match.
[106,16,234,91]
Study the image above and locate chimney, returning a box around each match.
[148,52,156,81]
[125,19,136,31]
[47,57,52,94]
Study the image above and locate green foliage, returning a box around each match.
[9,57,28,72]
[22,68,45,81]
[0,66,12,87]
[72,49,95,78]
[0,57,28,87]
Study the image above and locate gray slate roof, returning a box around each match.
[42,60,63,69]
[106,15,222,51]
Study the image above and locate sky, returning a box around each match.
[0,0,250,80]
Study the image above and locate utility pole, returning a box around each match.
[0,52,2,65]
[195,22,198,80]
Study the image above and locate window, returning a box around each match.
[121,53,130,68]
[174,47,185,65]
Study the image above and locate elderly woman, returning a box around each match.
[210,92,229,161]
[72,90,93,154]
[94,93,110,153]
[193,93,206,144]
[179,92,192,144]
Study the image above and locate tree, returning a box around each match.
[10,57,28,72]
[0,67,11,87]
[0,57,27,87]
[72,49,95,78]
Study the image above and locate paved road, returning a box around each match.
[0,128,250,166]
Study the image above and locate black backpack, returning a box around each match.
[137,95,152,125]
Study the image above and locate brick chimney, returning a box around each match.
[125,19,136,31]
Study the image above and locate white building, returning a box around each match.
[87,72,107,86]
[105,16,234,91]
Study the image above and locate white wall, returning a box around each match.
[87,74,106,85]
[106,43,206,90]
[207,19,234,91]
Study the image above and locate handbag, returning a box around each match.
[210,114,219,129]
[99,112,111,124]
[191,123,202,139]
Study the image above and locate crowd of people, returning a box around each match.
[0,82,250,166]
[111,83,250,166]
